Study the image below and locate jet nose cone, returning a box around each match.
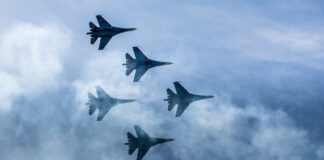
[163,62,173,65]
[124,99,136,103]
[126,28,136,31]
[205,95,214,99]
[129,99,136,102]
[166,138,175,142]
[160,138,175,143]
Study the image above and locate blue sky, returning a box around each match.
[0,0,324,159]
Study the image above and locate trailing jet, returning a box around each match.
[87,15,136,50]
[125,125,174,160]
[164,82,214,117]
[123,47,172,82]
[86,86,135,121]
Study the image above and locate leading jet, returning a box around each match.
[86,86,136,121]
[123,47,172,82]
[125,125,174,160]
[164,82,214,117]
[87,15,136,50]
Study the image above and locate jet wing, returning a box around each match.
[175,103,190,117]
[96,86,111,99]
[136,145,150,160]
[98,36,112,50]
[134,125,149,138]
[174,82,190,96]
[133,47,148,61]
[97,107,110,121]
[96,15,112,28]
[133,68,148,82]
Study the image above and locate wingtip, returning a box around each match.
[134,125,140,130]
[132,46,140,50]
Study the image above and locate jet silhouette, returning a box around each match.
[164,82,214,117]
[123,47,172,82]
[125,125,174,160]
[86,86,135,121]
[87,15,136,50]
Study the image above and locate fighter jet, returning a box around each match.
[164,82,214,117]
[125,125,174,160]
[122,47,172,82]
[86,86,135,121]
[87,15,136,50]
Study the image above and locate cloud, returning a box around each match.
[0,22,71,111]
[69,50,321,159]
[257,29,324,51]
[317,145,324,159]
[164,100,317,160]
[0,1,324,160]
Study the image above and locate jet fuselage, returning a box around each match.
[134,137,174,151]
[126,59,172,70]
[87,27,136,37]
[95,97,118,109]
[170,93,214,105]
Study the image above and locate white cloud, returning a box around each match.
[70,43,319,159]
[257,29,324,52]
[0,1,322,159]
[0,22,71,111]
[170,100,316,160]
[72,51,141,107]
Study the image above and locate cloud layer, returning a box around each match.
[0,23,71,111]
[0,0,324,160]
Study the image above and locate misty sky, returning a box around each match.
[0,0,324,160]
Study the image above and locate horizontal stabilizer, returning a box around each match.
[125,132,137,155]
[87,93,97,115]
[89,105,97,115]
[167,88,175,96]
[91,37,98,44]
[89,22,98,29]
[165,88,176,111]
[126,53,134,61]
[124,53,135,76]
[126,68,134,76]
[168,102,176,111]
[88,92,96,100]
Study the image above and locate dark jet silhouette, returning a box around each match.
[87,15,136,50]
[123,47,172,82]
[125,125,174,160]
[86,86,135,121]
[164,82,214,117]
